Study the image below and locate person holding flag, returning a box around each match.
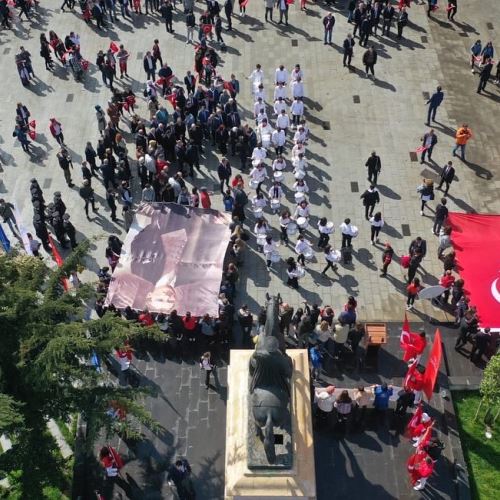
[406,409,433,447]
[403,359,426,404]
[400,314,427,362]
[99,445,124,479]
[407,449,435,491]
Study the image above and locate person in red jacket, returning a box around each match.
[406,278,422,311]
[138,309,154,326]
[99,445,124,478]
[182,311,198,347]
[439,270,455,304]
[407,450,434,491]
[404,362,426,404]
[49,117,65,146]
[200,187,212,209]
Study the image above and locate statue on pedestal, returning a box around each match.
[249,295,293,465]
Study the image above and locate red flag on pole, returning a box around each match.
[422,330,442,401]
[107,445,124,469]
[404,402,423,438]
[29,119,36,129]
[417,422,434,451]
[48,234,68,291]
[400,313,427,361]
[109,41,120,53]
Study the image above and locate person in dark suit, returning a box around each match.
[143,51,157,80]
[184,70,196,94]
[437,161,455,195]
[360,185,380,220]
[409,236,427,258]
[477,58,494,93]
[426,86,444,125]
[343,33,355,67]
[365,151,381,184]
[420,129,438,163]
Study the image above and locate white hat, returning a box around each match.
[422,413,431,423]
[317,391,330,400]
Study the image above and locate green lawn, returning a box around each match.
[453,391,500,500]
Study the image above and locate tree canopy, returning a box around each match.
[0,244,163,498]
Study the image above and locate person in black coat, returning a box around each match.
[224,0,233,30]
[477,58,493,93]
[437,161,455,195]
[160,0,174,33]
[360,185,380,219]
[381,1,395,36]
[420,129,438,163]
[343,34,355,67]
[106,189,118,221]
[143,52,157,80]
[432,198,448,235]
[365,151,381,184]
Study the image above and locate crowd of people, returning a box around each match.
[2,0,499,498]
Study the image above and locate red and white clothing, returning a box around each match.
[407,450,434,490]
[116,347,133,371]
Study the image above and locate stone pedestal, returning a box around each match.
[225,350,316,499]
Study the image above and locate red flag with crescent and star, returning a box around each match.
[422,330,442,401]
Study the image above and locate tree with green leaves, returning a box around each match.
[0,242,164,498]
[475,354,500,424]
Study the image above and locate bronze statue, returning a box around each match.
[249,295,293,464]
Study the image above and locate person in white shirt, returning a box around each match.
[247,64,264,95]
[254,83,266,102]
[274,82,287,100]
[273,156,287,172]
[294,200,310,221]
[292,141,306,160]
[272,128,286,155]
[279,209,292,244]
[251,145,267,163]
[369,211,384,245]
[255,108,268,125]
[315,321,333,345]
[317,216,334,248]
[314,386,336,420]
[249,163,268,194]
[258,118,274,144]
[268,181,283,201]
[293,152,307,174]
[276,108,290,132]
[293,178,309,193]
[291,77,304,99]
[290,64,304,82]
[340,217,358,248]
[273,97,287,116]
[254,97,266,118]
[275,64,289,84]
[254,218,270,251]
[322,244,340,275]
[263,235,278,269]
[290,97,304,129]
[295,234,312,266]
[293,126,308,144]
[252,192,267,210]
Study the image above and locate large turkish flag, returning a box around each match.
[447,213,500,328]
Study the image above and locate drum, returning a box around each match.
[287,222,298,236]
[251,159,262,167]
[294,170,306,180]
[256,234,267,247]
[249,179,260,189]
[303,246,314,261]
[294,192,306,203]
[273,171,284,182]
[329,250,341,263]
[297,217,309,230]
[270,198,281,210]
[253,207,264,219]
[270,251,281,263]
[351,226,359,238]
[295,266,306,278]
[324,221,335,234]
[261,134,271,148]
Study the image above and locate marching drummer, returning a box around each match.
[263,235,279,270]
[251,144,267,163]
[317,217,334,249]
[254,218,270,252]
[273,155,287,172]
[268,182,284,214]
[252,192,267,210]
[322,244,341,276]
[292,140,306,160]
[293,178,309,194]
[249,161,268,195]
[272,127,286,156]
[293,198,308,218]
[279,209,292,244]
[293,126,308,145]
[295,234,313,267]
[292,152,307,174]
[286,257,301,290]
